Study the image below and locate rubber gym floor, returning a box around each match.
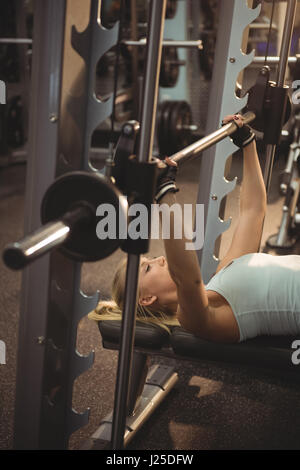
[1,149,300,450]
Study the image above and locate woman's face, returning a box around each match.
[138,256,177,308]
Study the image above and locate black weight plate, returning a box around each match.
[199,32,216,81]
[41,171,126,262]
[170,101,193,153]
[169,101,182,153]
[165,0,177,19]
[182,103,192,148]
[157,100,171,156]
[168,48,179,86]
[160,47,179,88]
[157,102,165,155]
[159,101,172,156]
[163,101,177,156]
[179,101,192,149]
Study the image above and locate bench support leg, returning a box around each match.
[127,352,150,416]
[81,364,178,450]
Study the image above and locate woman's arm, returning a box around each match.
[159,192,213,337]
[239,139,267,214]
[216,136,267,273]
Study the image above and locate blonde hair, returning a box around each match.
[88,257,180,334]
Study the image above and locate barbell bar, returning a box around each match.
[123,39,203,49]
[249,23,278,30]
[170,110,256,164]
[252,56,297,64]
[2,37,299,66]
[2,110,255,271]
[4,38,196,48]
[0,38,32,44]
[4,103,290,272]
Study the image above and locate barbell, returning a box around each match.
[3,110,256,271]
[170,111,255,164]
[4,91,292,271]
[4,67,292,271]
[3,172,127,270]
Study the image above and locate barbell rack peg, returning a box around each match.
[253,56,297,64]
[176,124,198,132]
[166,59,186,66]
[0,38,33,44]
[249,23,278,30]
[123,39,203,49]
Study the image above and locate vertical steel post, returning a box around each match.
[111,0,167,450]
[38,0,115,448]
[195,0,260,283]
[263,0,297,193]
[14,0,66,449]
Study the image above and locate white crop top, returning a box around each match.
[204,253,300,342]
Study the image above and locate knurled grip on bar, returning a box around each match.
[170,111,256,164]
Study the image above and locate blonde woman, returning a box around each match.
[89,115,300,343]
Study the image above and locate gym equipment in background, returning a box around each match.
[3,0,298,453]
[267,108,300,250]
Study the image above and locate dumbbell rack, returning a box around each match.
[13,0,119,449]
[0,0,31,164]
[196,0,261,283]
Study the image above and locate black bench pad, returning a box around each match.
[170,327,298,372]
[98,320,170,350]
[98,321,300,372]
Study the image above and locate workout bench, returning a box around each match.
[81,319,300,449]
